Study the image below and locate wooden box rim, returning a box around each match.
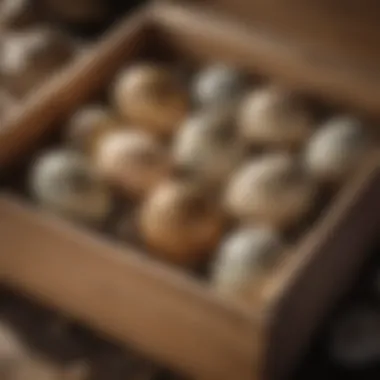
[0,3,380,380]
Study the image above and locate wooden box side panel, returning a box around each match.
[171,0,380,73]
[263,161,380,380]
[0,195,256,380]
[151,3,380,120]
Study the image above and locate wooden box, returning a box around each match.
[1,2,380,380]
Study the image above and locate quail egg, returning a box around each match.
[112,63,189,136]
[94,130,170,197]
[30,149,112,223]
[173,106,244,183]
[304,116,369,182]
[238,86,313,148]
[212,226,284,296]
[65,104,121,153]
[224,153,316,228]
[139,179,225,266]
[192,64,246,107]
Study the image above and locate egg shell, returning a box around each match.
[173,106,244,183]
[139,179,225,266]
[304,116,369,182]
[94,130,170,197]
[238,86,313,148]
[224,153,316,228]
[0,28,74,98]
[212,226,283,296]
[65,104,122,153]
[329,307,380,368]
[192,64,246,107]
[112,63,189,136]
[30,149,112,223]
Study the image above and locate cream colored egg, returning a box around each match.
[139,179,225,266]
[94,130,170,197]
[238,86,313,148]
[212,226,283,296]
[30,149,112,223]
[0,28,74,97]
[173,106,244,183]
[304,116,369,182]
[329,307,380,368]
[112,63,189,136]
[224,153,316,228]
[65,104,121,153]
[192,64,245,107]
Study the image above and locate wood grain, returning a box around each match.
[0,3,380,380]
[0,194,256,380]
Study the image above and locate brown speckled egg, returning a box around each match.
[30,149,112,223]
[212,226,284,297]
[224,153,316,228]
[238,86,313,148]
[304,116,369,183]
[94,130,170,197]
[65,104,122,153]
[112,63,189,136]
[139,179,225,266]
[173,106,244,183]
[192,63,246,107]
[0,0,39,30]
[0,28,74,97]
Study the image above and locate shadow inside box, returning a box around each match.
[293,242,380,380]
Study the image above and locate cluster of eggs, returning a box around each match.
[0,0,106,119]
[29,62,371,301]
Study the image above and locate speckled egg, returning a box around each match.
[329,307,380,368]
[224,153,316,228]
[172,106,244,183]
[65,104,121,153]
[192,64,246,107]
[94,130,170,197]
[30,149,112,223]
[0,28,74,97]
[304,116,369,182]
[139,179,225,266]
[212,226,284,296]
[238,86,313,148]
[112,63,189,136]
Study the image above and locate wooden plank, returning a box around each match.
[0,195,255,380]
